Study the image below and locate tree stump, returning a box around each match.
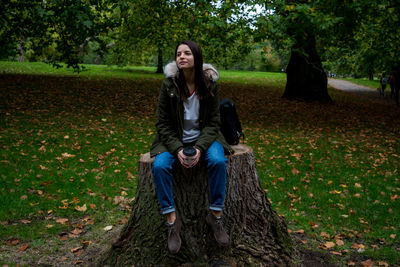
[99,144,293,266]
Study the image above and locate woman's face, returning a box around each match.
[176,44,194,70]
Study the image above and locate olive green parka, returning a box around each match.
[150,62,233,158]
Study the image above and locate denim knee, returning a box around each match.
[153,152,174,174]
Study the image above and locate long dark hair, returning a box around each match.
[175,40,212,99]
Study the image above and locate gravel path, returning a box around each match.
[328,78,396,106]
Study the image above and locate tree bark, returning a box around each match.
[282,32,332,102]
[99,144,293,266]
[17,37,26,62]
[156,47,163,74]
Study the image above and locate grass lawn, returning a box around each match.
[0,61,399,266]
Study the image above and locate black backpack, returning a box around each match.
[219,98,244,145]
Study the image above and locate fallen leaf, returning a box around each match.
[82,240,92,246]
[294,229,305,234]
[61,152,76,158]
[104,225,113,231]
[322,241,335,249]
[6,238,19,246]
[336,239,345,246]
[71,246,83,253]
[20,220,31,224]
[71,229,83,235]
[46,224,54,228]
[378,261,389,267]
[320,232,330,239]
[347,261,356,266]
[89,203,96,210]
[361,259,374,267]
[60,256,67,262]
[291,168,299,175]
[309,221,319,229]
[17,243,29,252]
[330,251,342,256]
[56,218,69,225]
[390,234,396,239]
[75,204,87,212]
[74,260,84,265]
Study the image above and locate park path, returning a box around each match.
[328,78,396,106]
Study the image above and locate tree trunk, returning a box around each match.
[17,37,26,62]
[99,144,293,266]
[282,33,332,102]
[156,47,163,73]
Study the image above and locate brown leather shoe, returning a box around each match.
[167,218,181,254]
[206,212,229,246]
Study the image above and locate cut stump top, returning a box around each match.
[139,144,252,163]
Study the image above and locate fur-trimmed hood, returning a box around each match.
[164,61,219,81]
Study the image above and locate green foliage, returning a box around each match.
[255,0,399,78]
[1,0,121,71]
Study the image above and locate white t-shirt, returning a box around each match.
[182,91,200,143]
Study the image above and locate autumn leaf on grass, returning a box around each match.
[104,225,113,231]
[309,221,319,229]
[321,241,335,250]
[17,243,29,252]
[61,152,76,158]
[71,246,83,253]
[75,204,87,212]
[114,196,125,205]
[320,232,330,240]
[378,261,389,267]
[291,168,300,175]
[127,171,135,179]
[361,259,374,267]
[352,243,365,252]
[6,238,19,246]
[336,239,345,246]
[71,229,83,235]
[56,218,69,225]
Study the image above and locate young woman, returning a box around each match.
[150,40,233,254]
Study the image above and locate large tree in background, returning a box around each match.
[255,0,347,102]
[256,0,400,101]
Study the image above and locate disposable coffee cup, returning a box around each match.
[183,146,196,164]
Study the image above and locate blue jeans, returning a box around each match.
[152,141,227,215]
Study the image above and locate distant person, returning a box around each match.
[380,72,388,97]
[150,40,232,254]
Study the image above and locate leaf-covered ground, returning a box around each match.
[0,73,399,266]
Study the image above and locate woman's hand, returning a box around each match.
[190,148,201,168]
[177,148,201,168]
